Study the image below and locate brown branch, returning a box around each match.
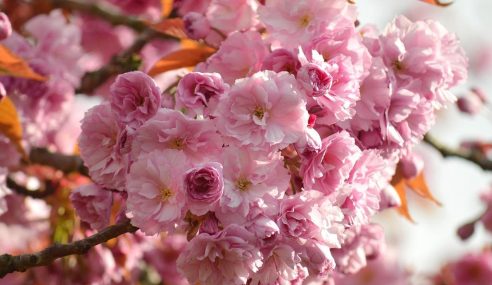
[6,176,57,199]
[0,220,138,278]
[29,147,89,176]
[424,134,492,171]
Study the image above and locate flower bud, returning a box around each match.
[457,94,483,115]
[400,152,424,179]
[379,185,401,209]
[184,162,224,216]
[0,13,12,41]
[457,221,476,241]
[183,12,211,40]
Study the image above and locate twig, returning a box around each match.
[424,134,492,171]
[6,176,57,199]
[29,147,89,176]
[0,220,138,278]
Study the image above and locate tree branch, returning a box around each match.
[6,176,57,199]
[424,134,492,171]
[0,220,138,278]
[29,147,89,177]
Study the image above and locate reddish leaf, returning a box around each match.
[419,0,453,7]
[391,169,415,222]
[0,96,27,160]
[0,45,46,81]
[150,18,187,39]
[161,0,174,18]
[148,45,215,76]
[406,172,441,206]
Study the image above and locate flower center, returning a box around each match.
[253,106,265,120]
[298,14,311,28]
[393,60,404,71]
[235,178,252,192]
[160,187,173,202]
[169,137,185,150]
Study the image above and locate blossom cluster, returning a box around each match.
[70,0,467,284]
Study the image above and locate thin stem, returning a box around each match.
[424,134,492,171]
[0,220,138,278]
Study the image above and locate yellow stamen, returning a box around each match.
[235,178,252,192]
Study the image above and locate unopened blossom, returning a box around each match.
[300,131,361,194]
[110,71,161,128]
[0,12,12,41]
[131,109,223,162]
[176,225,263,285]
[258,0,357,49]
[183,12,211,40]
[70,184,113,231]
[216,71,309,150]
[457,90,484,115]
[126,150,190,235]
[197,31,268,84]
[206,0,259,35]
[175,72,228,116]
[79,103,129,190]
[262,48,301,75]
[399,152,424,179]
[184,162,224,216]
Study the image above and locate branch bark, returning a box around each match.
[0,220,138,278]
[29,147,89,176]
[424,134,492,171]
[6,176,57,199]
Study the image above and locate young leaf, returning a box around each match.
[406,172,441,206]
[151,18,187,39]
[148,45,215,76]
[419,0,453,7]
[391,168,415,222]
[0,45,46,81]
[161,0,174,18]
[0,96,27,160]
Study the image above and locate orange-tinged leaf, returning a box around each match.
[391,169,415,222]
[161,0,173,18]
[419,0,453,7]
[148,46,215,76]
[406,172,441,206]
[151,18,187,39]
[0,96,27,160]
[0,45,46,81]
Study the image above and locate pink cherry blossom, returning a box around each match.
[261,48,301,75]
[126,150,190,235]
[176,224,263,285]
[174,0,211,16]
[107,0,161,22]
[0,167,10,215]
[446,251,492,285]
[206,0,259,35]
[70,184,113,231]
[110,71,161,128]
[0,12,12,41]
[79,103,129,190]
[197,31,268,84]
[131,109,223,162]
[183,12,211,40]
[184,162,224,216]
[216,71,309,150]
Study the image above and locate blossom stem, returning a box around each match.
[29,147,89,176]
[424,134,492,171]
[0,220,138,278]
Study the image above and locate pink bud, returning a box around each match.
[379,185,401,209]
[183,12,211,40]
[457,93,483,115]
[0,13,12,41]
[400,153,424,179]
[0,82,6,101]
[457,221,476,241]
[471,87,487,103]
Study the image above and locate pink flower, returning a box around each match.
[131,109,223,162]
[176,72,228,116]
[0,167,10,215]
[278,190,344,247]
[108,0,161,22]
[183,12,211,40]
[217,146,290,219]
[197,31,268,84]
[176,225,263,285]
[126,150,190,235]
[70,184,113,231]
[174,0,211,16]
[300,131,361,194]
[261,48,301,75]
[0,135,21,168]
[332,224,385,274]
[0,12,12,41]
[216,71,309,150]
[399,152,424,179]
[184,162,224,216]
[258,0,357,49]
[110,71,161,128]
[206,0,259,35]
[79,103,129,190]
[447,251,492,285]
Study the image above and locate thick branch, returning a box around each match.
[0,220,138,278]
[6,176,57,199]
[424,135,492,171]
[29,147,89,176]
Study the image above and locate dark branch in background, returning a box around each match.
[0,220,138,278]
[6,176,57,199]
[424,134,492,171]
[29,147,89,177]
